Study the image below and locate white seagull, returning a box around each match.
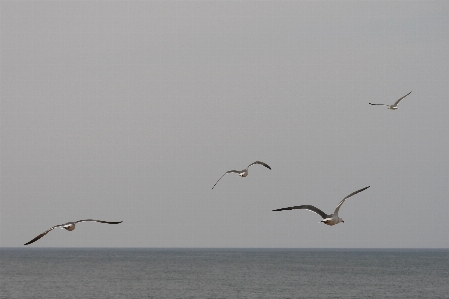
[272,186,370,226]
[212,161,271,189]
[24,219,123,245]
[369,91,411,110]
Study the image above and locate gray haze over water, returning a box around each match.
[1,1,448,248]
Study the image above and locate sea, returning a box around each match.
[1,248,448,299]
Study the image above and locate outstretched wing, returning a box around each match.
[24,220,122,245]
[75,219,123,224]
[24,224,65,245]
[333,186,370,215]
[247,161,271,170]
[392,91,412,106]
[212,170,240,189]
[272,205,329,219]
[369,103,387,106]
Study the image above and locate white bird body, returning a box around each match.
[321,217,342,226]
[239,170,248,177]
[369,91,411,110]
[272,186,370,226]
[212,161,271,189]
[63,223,76,231]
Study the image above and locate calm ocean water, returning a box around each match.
[1,248,448,299]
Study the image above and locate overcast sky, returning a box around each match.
[1,1,448,248]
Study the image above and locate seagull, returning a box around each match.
[272,186,370,226]
[369,91,411,110]
[24,219,123,245]
[212,161,271,189]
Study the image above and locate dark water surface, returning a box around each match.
[1,248,448,298]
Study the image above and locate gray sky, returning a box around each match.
[1,1,448,248]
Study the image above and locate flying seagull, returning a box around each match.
[24,219,123,245]
[369,91,411,110]
[212,161,271,189]
[272,186,370,226]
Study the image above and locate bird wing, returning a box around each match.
[392,91,412,106]
[333,186,370,215]
[247,161,271,170]
[75,219,123,224]
[24,224,66,245]
[369,103,387,105]
[212,170,240,189]
[272,205,329,219]
[24,220,122,245]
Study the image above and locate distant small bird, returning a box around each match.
[212,161,271,189]
[24,219,123,245]
[369,91,412,110]
[272,186,370,226]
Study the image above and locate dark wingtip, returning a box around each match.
[24,239,36,245]
[24,234,44,245]
[101,221,123,224]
